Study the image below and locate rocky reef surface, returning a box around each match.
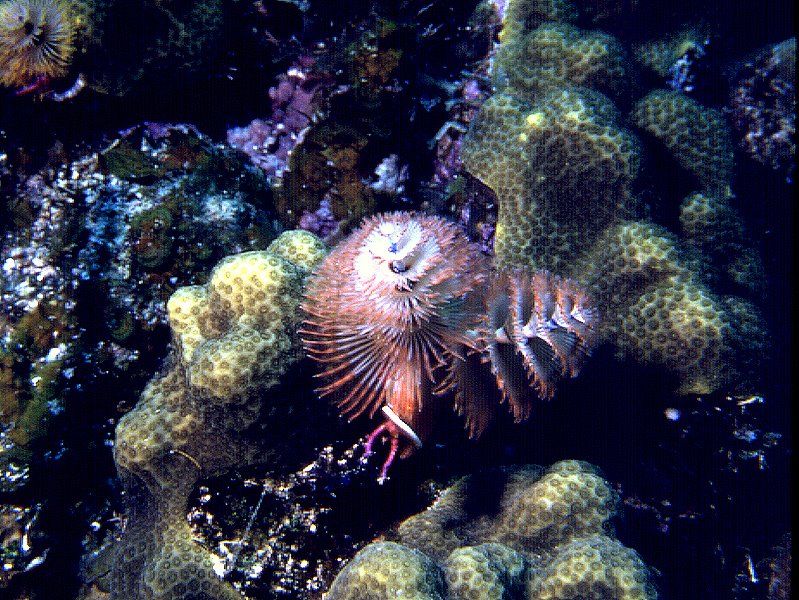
[0,0,793,599]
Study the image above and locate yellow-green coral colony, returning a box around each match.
[679,191,765,293]
[328,461,658,600]
[459,0,768,397]
[496,22,632,101]
[631,90,735,196]
[111,230,327,600]
[0,0,787,598]
[461,87,641,274]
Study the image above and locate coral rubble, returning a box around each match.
[728,38,796,180]
[0,125,277,472]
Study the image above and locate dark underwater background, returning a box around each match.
[0,0,793,599]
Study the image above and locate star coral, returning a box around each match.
[630,89,734,196]
[301,211,487,479]
[0,0,75,89]
[461,87,640,273]
[327,461,658,600]
[496,22,632,101]
[111,230,327,600]
[457,0,769,397]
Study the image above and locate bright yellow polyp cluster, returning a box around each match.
[169,251,303,399]
[167,230,325,400]
[265,228,328,272]
[165,286,208,361]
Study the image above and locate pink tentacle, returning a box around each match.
[364,421,391,456]
[15,76,51,97]
[377,435,400,485]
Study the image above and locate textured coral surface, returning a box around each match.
[0,0,791,598]
[461,88,640,273]
[496,22,631,101]
[111,231,326,599]
[328,461,658,599]
[582,220,766,394]
[631,90,734,195]
[459,0,769,397]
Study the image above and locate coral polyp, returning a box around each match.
[301,211,487,478]
[0,0,75,89]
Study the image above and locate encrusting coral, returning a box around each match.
[582,220,767,394]
[111,230,327,599]
[458,0,768,397]
[496,22,632,101]
[301,212,488,480]
[679,191,765,293]
[326,460,658,599]
[0,0,76,90]
[325,541,446,600]
[445,544,527,600]
[631,89,735,196]
[461,87,640,273]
